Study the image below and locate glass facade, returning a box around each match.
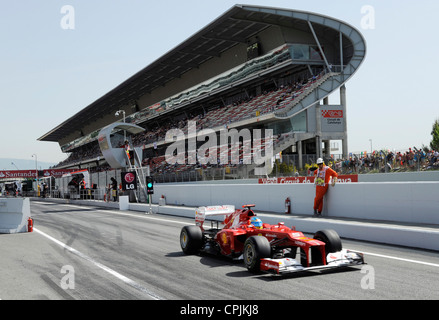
[290,112,307,132]
[267,112,307,135]
[288,44,324,61]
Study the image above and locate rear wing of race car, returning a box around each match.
[195,205,235,228]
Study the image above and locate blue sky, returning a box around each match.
[1,0,438,167]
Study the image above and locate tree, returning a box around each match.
[430,119,439,151]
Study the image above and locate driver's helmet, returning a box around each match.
[250,217,263,229]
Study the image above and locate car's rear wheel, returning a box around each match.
[180,226,203,255]
[243,236,271,272]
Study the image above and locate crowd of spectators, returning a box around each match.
[130,74,317,149]
[53,135,439,179]
[331,147,439,174]
[54,142,102,168]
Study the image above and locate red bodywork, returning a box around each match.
[208,205,327,267]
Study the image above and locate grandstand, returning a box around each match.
[39,4,366,182]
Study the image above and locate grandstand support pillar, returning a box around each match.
[316,136,322,160]
[297,140,303,169]
[324,140,331,159]
[315,103,323,159]
[340,85,348,158]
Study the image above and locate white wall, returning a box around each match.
[358,171,439,182]
[152,181,439,225]
[0,198,31,233]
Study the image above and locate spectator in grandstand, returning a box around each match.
[385,152,394,172]
[407,148,415,168]
[433,150,439,167]
[425,149,438,169]
[396,152,403,168]
[313,158,338,217]
[413,147,426,167]
[432,150,438,163]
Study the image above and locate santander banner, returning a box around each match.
[0,169,78,179]
[258,175,358,184]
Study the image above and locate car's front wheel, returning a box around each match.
[313,229,342,253]
[243,236,271,272]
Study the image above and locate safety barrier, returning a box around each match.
[0,198,32,233]
[150,181,439,226]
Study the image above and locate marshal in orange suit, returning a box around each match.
[313,158,338,216]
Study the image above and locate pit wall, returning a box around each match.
[151,181,439,226]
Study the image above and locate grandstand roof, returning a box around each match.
[39,4,363,143]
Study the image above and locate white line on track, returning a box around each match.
[34,227,163,300]
[353,250,439,268]
[98,209,190,225]
[58,203,190,225]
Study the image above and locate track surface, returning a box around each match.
[1,200,439,300]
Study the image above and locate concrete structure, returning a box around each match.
[97,122,145,169]
[0,198,31,234]
[149,182,439,226]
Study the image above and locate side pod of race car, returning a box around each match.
[180,204,365,275]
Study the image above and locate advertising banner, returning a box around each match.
[321,105,345,132]
[121,171,137,191]
[258,175,358,184]
[0,169,77,180]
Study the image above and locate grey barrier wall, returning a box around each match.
[0,198,31,233]
[150,182,439,226]
[52,170,439,225]
[357,171,439,182]
[325,182,438,224]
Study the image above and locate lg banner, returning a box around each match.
[121,172,137,191]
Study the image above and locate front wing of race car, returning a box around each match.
[260,249,365,275]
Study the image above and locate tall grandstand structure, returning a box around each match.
[39,4,366,181]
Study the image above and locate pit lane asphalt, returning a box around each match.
[1,200,439,300]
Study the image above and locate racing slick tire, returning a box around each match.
[180,226,203,255]
[243,236,271,273]
[313,229,342,253]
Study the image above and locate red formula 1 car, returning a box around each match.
[180,204,364,275]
